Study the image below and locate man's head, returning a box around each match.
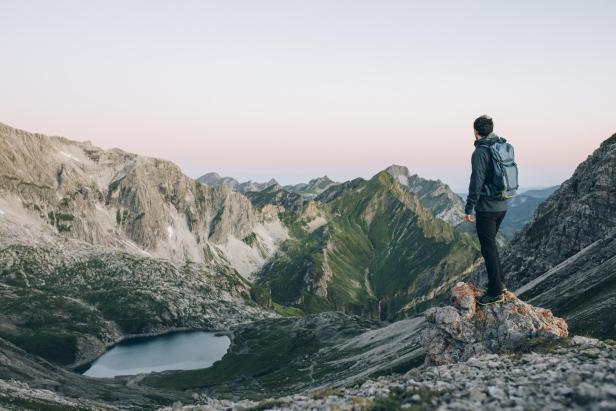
[473,115,494,139]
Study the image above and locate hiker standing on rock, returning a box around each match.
[464,115,519,305]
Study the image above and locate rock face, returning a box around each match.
[0,122,288,278]
[499,185,560,239]
[421,282,568,365]
[492,133,616,338]
[502,134,616,290]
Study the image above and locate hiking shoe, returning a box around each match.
[477,293,504,306]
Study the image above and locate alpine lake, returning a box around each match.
[82,330,230,378]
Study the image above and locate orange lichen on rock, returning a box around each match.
[422,282,569,365]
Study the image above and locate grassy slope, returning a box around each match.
[256,172,480,320]
[0,243,258,366]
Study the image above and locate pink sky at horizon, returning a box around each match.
[1,1,614,191]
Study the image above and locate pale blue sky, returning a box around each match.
[1,1,614,191]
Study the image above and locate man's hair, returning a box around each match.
[473,115,494,137]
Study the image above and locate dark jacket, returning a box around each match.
[464,133,510,215]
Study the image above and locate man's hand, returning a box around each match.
[465,214,475,223]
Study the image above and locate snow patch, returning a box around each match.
[0,208,4,216]
[166,225,174,238]
[59,150,82,163]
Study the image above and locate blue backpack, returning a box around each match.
[481,140,519,200]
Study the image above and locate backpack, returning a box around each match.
[481,140,519,200]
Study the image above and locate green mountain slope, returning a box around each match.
[256,172,480,320]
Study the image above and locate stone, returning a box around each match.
[422,282,568,365]
[571,335,602,347]
[469,385,486,401]
[567,372,583,385]
[573,382,604,404]
[487,386,506,401]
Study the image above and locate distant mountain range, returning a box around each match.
[499,186,560,238]
[197,172,339,199]
[457,186,560,239]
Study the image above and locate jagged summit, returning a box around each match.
[283,175,339,199]
[422,282,568,366]
[384,164,465,226]
[196,172,279,193]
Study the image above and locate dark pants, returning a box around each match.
[475,210,507,296]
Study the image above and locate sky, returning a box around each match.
[1,1,615,191]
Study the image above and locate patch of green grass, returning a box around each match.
[516,336,571,354]
[242,232,258,246]
[368,386,439,411]
[272,302,303,317]
[245,399,290,411]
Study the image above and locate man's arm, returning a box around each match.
[464,147,490,217]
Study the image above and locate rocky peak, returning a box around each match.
[196,172,279,194]
[422,282,568,365]
[283,175,339,199]
[384,164,465,226]
[0,123,289,279]
[196,172,240,190]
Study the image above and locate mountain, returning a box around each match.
[385,165,466,226]
[195,172,240,190]
[196,172,279,193]
[0,122,281,365]
[244,183,305,211]
[283,176,339,199]
[0,122,483,367]
[499,185,560,238]
[499,134,616,338]
[255,171,481,320]
[0,123,290,279]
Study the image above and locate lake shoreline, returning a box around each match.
[71,327,234,376]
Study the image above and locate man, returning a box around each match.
[465,115,511,305]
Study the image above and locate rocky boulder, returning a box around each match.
[422,282,568,365]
